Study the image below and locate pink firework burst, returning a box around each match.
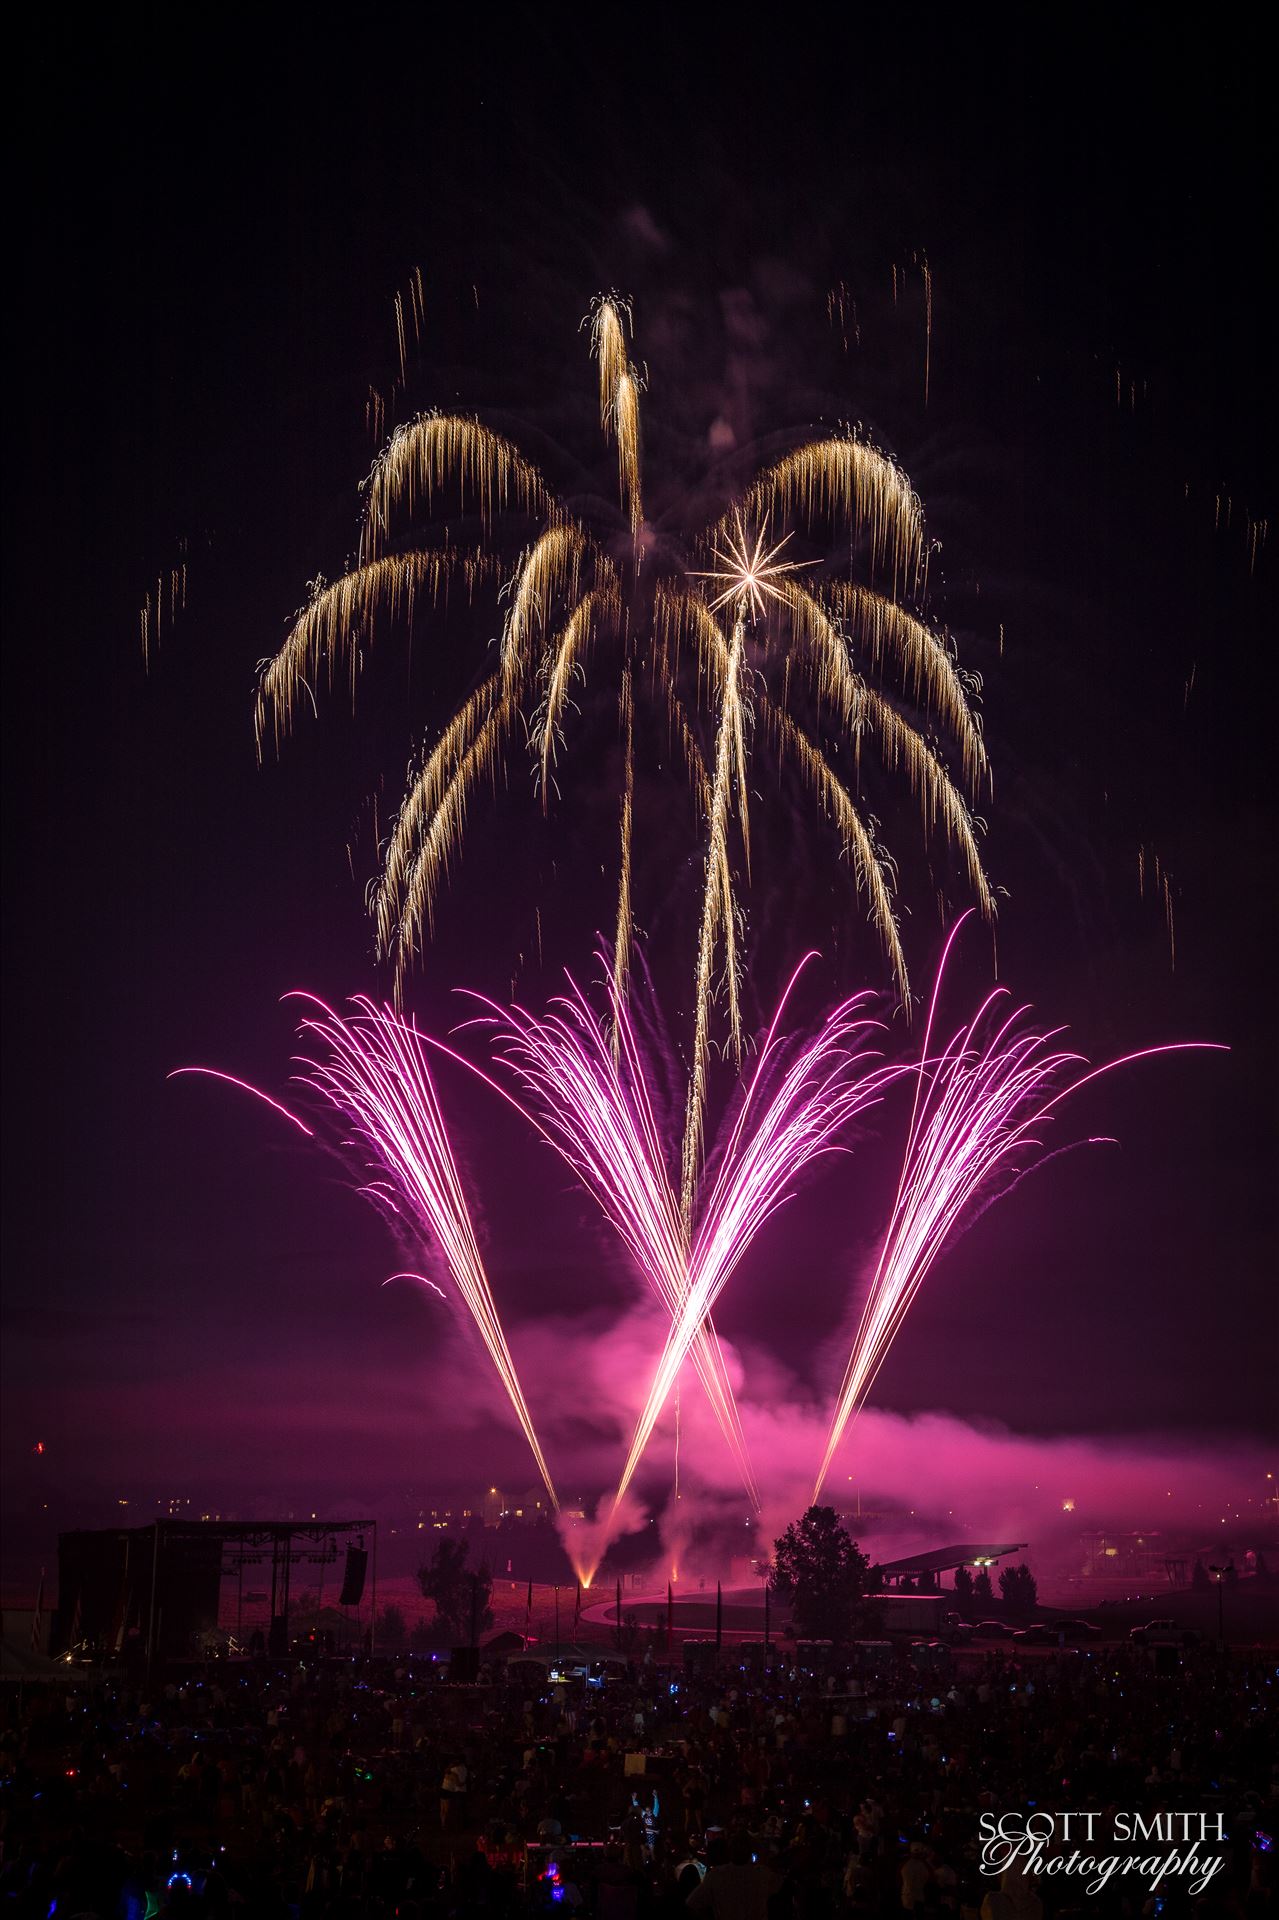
[288,992,559,1511]
[471,956,899,1573]
[814,915,1225,1497]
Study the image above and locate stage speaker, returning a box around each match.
[450,1645,480,1682]
[338,1547,368,1607]
[268,1614,288,1657]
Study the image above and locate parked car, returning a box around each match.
[972,1619,1015,1639]
[1129,1618,1176,1644]
[1053,1617,1101,1641]
[1144,1623,1201,1648]
[1011,1623,1061,1644]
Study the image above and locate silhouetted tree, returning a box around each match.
[953,1565,975,1616]
[772,1506,870,1641]
[376,1603,408,1648]
[418,1538,493,1643]
[973,1569,995,1609]
[999,1564,1037,1619]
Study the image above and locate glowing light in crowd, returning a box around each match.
[813,917,1226,1498]
[253,293,994,1203]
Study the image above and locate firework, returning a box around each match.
[589,294,643,534]
[255,295,995,1197]
[288,993,558,1509]
[175,944,1217,1563]
[607,964,894,1542]
[813,919,1224,1498]
[681,610,750,1214]
[445,956,895,1574]
[139,552,188,667]
[612,665,635,1018]
[469,963,759,1509]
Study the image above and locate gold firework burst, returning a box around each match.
[256,293,996,1203]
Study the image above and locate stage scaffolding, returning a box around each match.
[125,1516,377,1663]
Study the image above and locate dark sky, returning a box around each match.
[4,11,1275,1565]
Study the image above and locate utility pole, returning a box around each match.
[146,1523,161,1679]
[1208,1564,1233,1649]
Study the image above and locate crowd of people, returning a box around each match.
[0,1639,1274,1917]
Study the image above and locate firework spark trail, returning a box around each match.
[736,438,927,600]
[360,416,552,558]
[288,993,559,1509]
[140,559,188,668]
[813,919,1225,1498]
[682,612,749,1217]
[383,1270,447,1300]
[167,1066,315,1137]
[820,582,988,793]
[471,969,760,1511]
[782,578,990,897]
[1137,843,1177,973]
[589,294,643,535]
[501,525,587,696]
[606,964,897,1555]
[374,675,505,962]
[592,299,628,429]
[391,689,516,989]
[254,550,497,761]
[921,255,933,408]
[536,587,620,802]
[613,667,636,1021]
[765,705,907,1004]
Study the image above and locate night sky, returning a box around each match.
[4,13,1274,1572]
